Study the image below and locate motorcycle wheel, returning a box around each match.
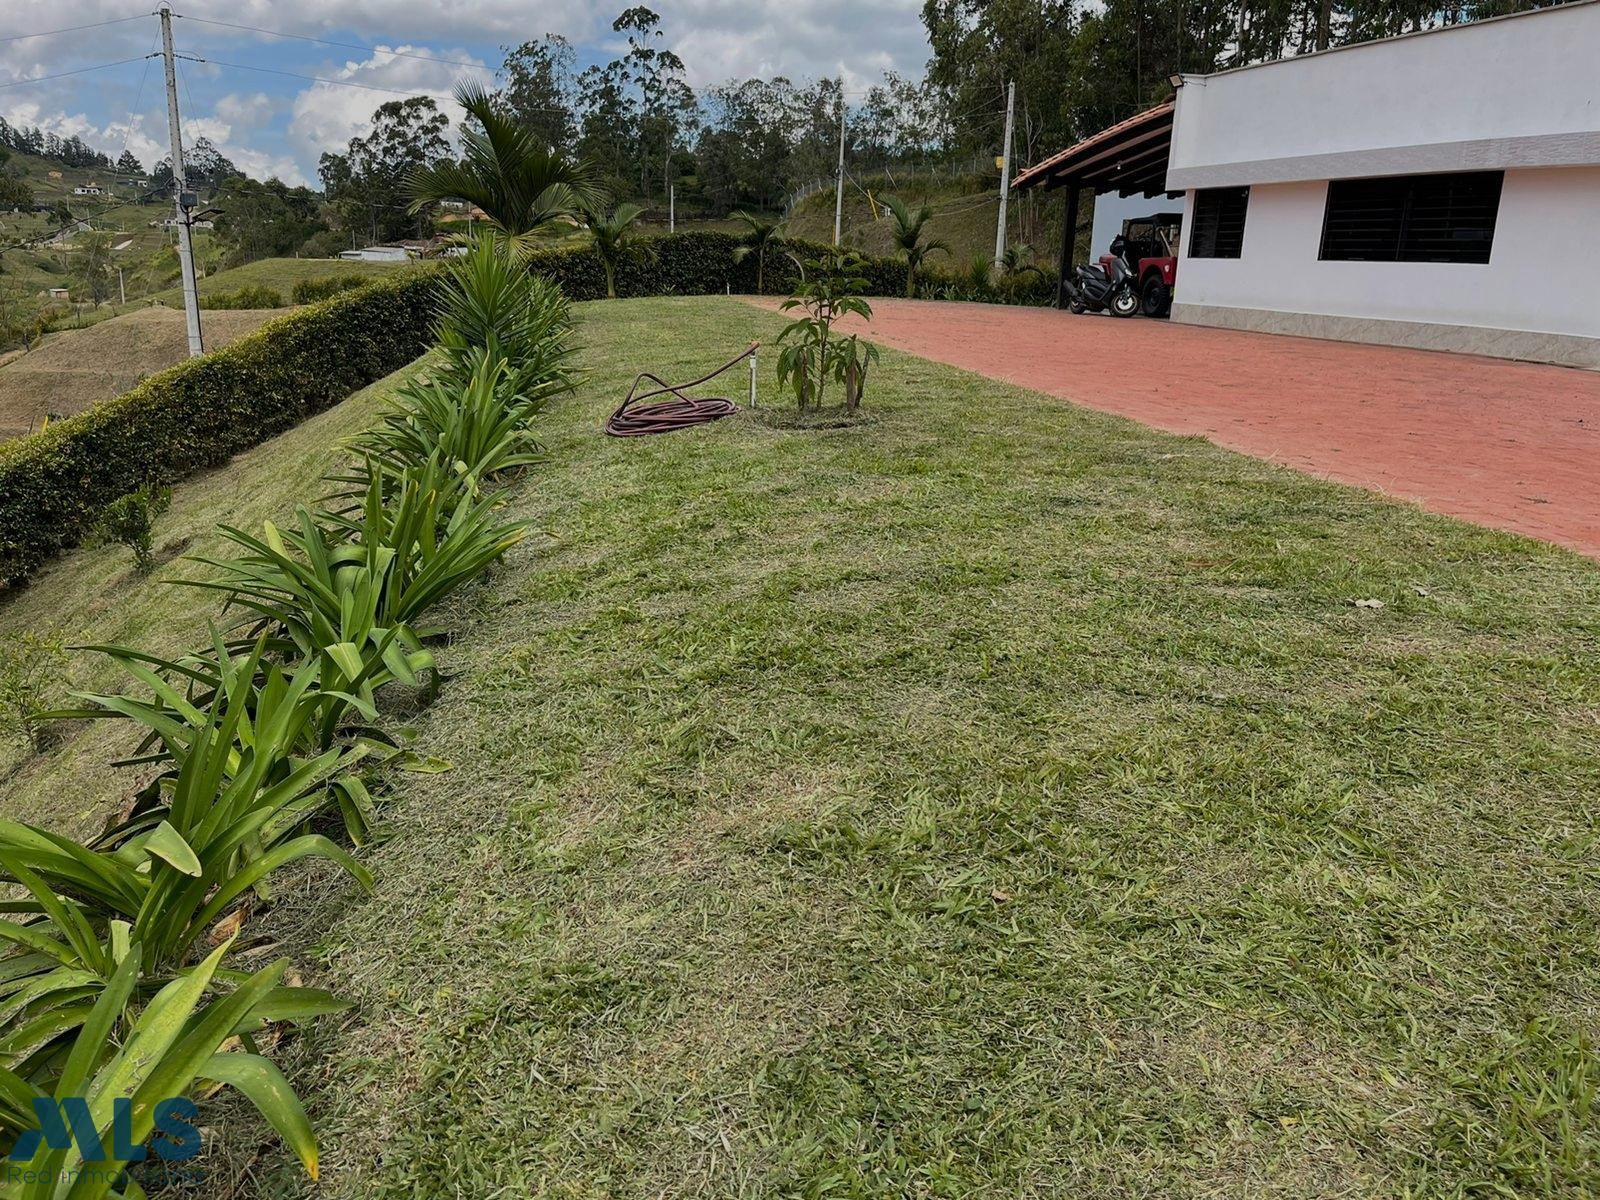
[1111,288,1139,318]
[1068,297,1087,314]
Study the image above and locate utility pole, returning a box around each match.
[118,267,125,306]
[833,83,846,245]
[994,80,1016,268]
[159,4,203,357]
[669,182,675,233]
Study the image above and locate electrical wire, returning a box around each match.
[174,54,484,97]
[0,56,155,91]
[0,14,146,44]
[170,13,486,70]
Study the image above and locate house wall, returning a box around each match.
[1168,1,1600,188]
[1166,2,1600,366]
[1176,166,1599,329]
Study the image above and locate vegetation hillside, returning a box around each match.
[787,174,1074,275]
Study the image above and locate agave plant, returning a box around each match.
[406,81,606,257]
[882,195,949,299]
[343,351,550,495]
[0,943,326,1195]
[730,211,787,295]
[585,203,644,300]
[0,650,373,977]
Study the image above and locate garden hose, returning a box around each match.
[605,343,758,437]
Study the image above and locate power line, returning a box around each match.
[0,14,146,44]
[0,56,156,91]
[170,13,486,70]
[175,54,484,97]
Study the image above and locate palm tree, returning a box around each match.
[1001,243,1045,277]
[730,211,787,294]
[587,203,644,299]
[882,195,950,299]
[407,81,606,256]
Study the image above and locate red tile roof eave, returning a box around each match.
[1013,100,1176,191]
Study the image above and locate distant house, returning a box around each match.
[149,216,214,230]
[340,245,413,262]
[72,185,103,197]
[45,288,70,301]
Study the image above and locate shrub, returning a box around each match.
[516,230,910,302]
[0,628,67,751]
[292,273,372,305]
[776,250,879,415]
[205,284,286,310]
[90,481,171,572]
[0,268,440,585]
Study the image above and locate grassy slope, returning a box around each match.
[3,297,1600,1195]
[789,176,1066,271]
[141,256,403,308]
[0,306,283,439]
[0,363,405,834]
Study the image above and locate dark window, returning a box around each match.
[1188,187,1250,258]
[1320,171,1502,264]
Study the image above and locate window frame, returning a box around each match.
[1318,171,1503,265]
[1187,186,1251,260]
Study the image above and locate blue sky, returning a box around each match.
[1,1,929,187]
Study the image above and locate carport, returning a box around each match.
[1012,102,1180,307]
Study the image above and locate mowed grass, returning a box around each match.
[152,256,404,307]
[4,297,1600,1196]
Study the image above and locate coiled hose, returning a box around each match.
[605,344,757,437]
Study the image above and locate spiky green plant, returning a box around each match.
[0,943,326,1194]
[881,195,949,299]
[406,81,605,257]
[585,204,644,300]
[429,231,575,396]
[730,211,787,294]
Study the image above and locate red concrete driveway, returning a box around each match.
[749,298,1600,559]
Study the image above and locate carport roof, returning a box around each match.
[1013,101,1177,196]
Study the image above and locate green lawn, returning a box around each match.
[3,297,1599,1197]
[144,255,405,307]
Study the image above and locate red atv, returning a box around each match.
[1097,212,1181,318]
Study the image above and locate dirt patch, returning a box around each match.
[0,306,282,441]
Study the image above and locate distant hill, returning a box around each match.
[0,306,281,441]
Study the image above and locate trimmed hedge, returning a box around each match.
[0,268,440,585]
[521,230,1054,308]
[521,231,912,301]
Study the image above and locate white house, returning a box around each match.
[339,245,413,262]
[1017,0,1600,368]
[72,185,102,197]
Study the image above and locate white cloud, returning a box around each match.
[215,92,275,130]
[287,44,490,171]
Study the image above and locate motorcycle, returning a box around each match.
[1060,235,1140,318]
